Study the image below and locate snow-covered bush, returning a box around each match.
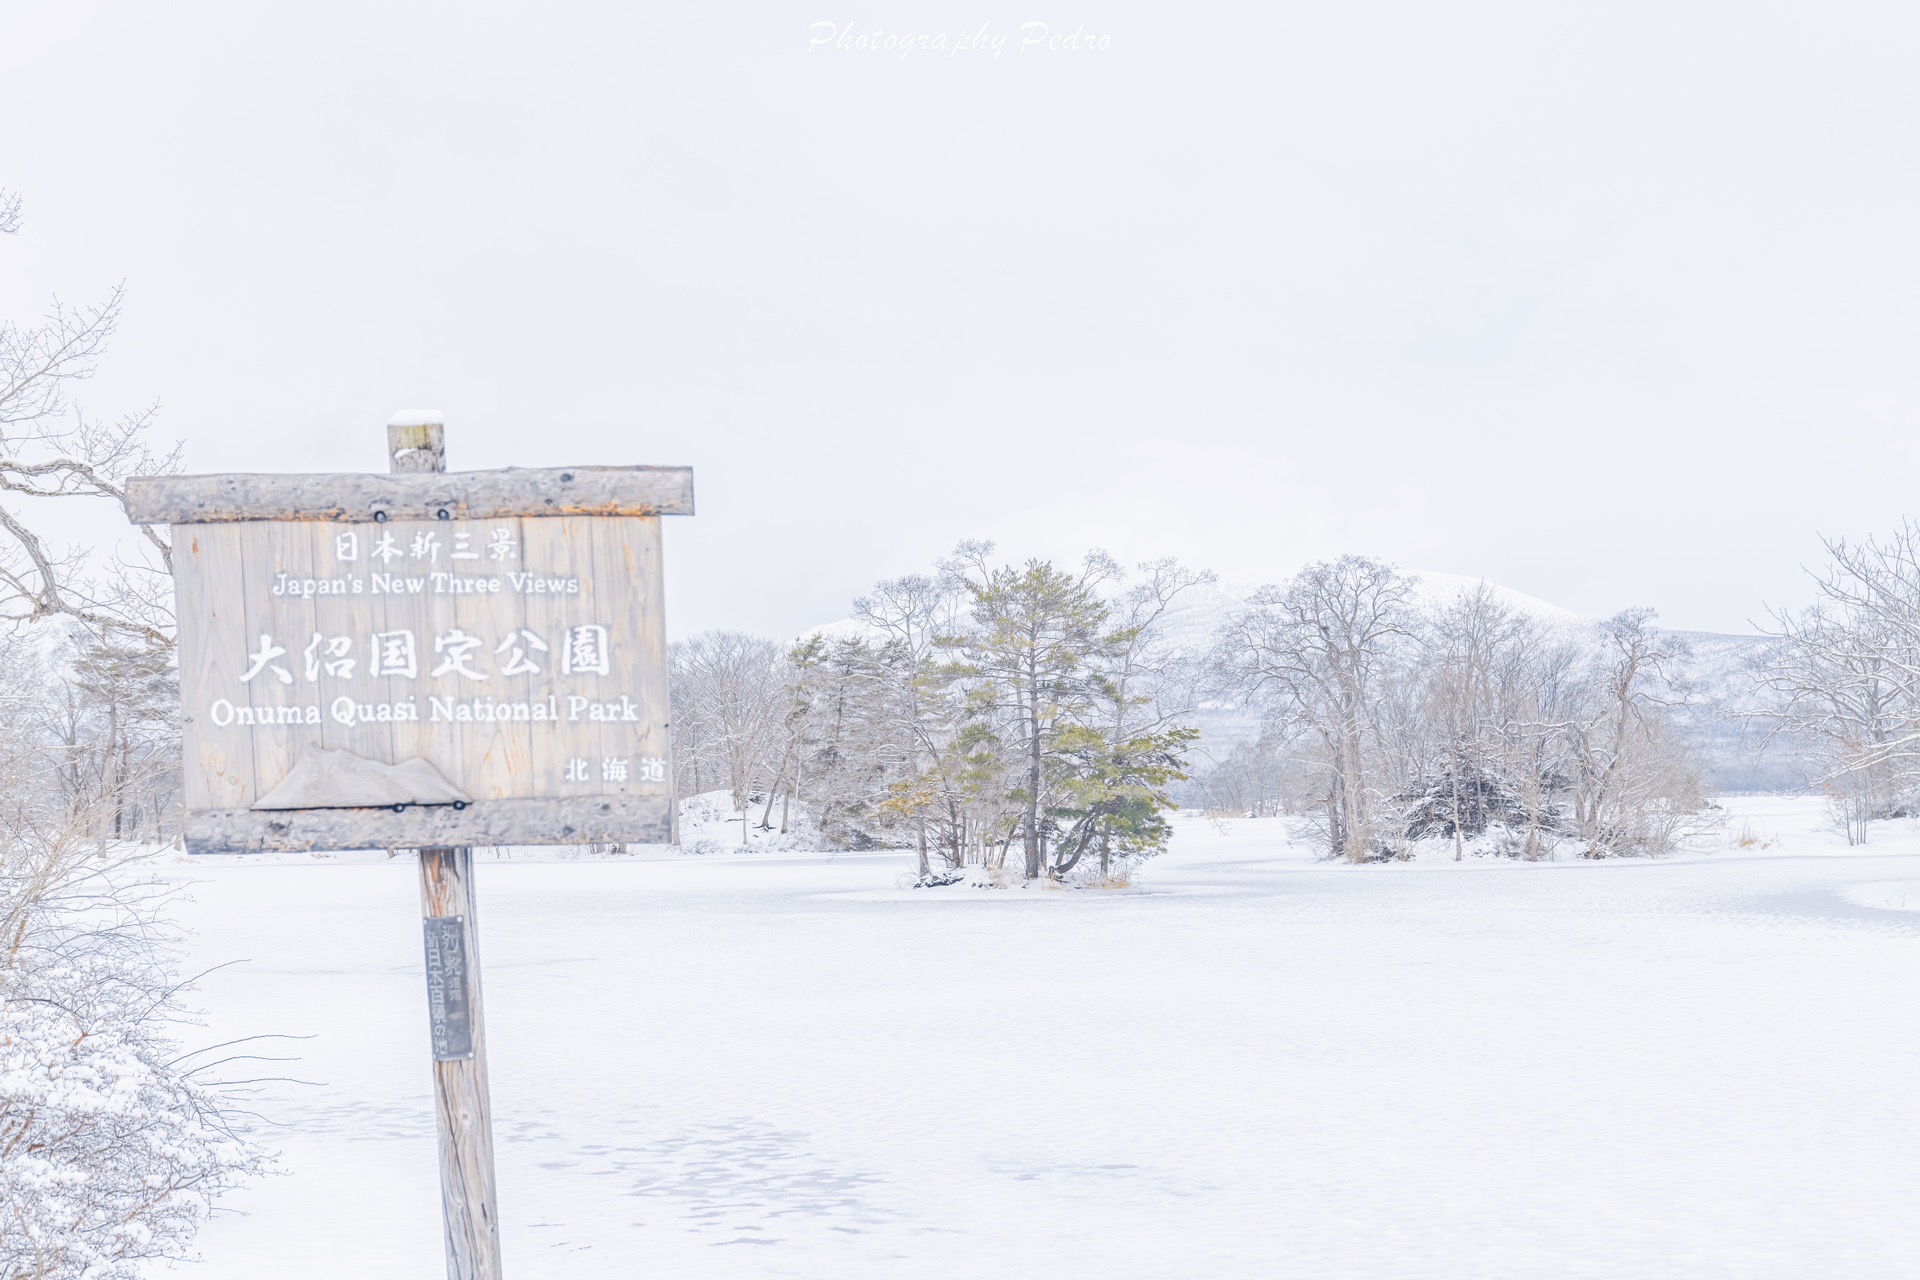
[2,965,257,1275]
[677,790,826,854]
[2,806,265,1278]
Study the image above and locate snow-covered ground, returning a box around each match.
[160,797,1920,1278]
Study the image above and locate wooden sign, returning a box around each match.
[130,420,692,1280]
[130,462,693,854]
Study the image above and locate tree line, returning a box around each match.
[670,544,1208,883]
[672,549,1713,871]
[1206,557,1702,861]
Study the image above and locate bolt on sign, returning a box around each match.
[127,442,694,852]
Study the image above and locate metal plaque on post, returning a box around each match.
[422,914,475,1061]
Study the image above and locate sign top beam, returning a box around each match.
[125,465,695,526]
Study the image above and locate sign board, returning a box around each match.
[130,464,693,853]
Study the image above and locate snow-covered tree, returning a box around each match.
[1760,523,1920,843]
[934,544,1125,878]
[0,187,259,1273]
[1212,563,1702,860]
[853,574,971,877]
[1215,556,1418,863]
[2,813,265,1277]
[781,632,905,849]
[1053,558,1212,880]
[0,189,177,649]
[1560,608,1700,856]
[667,631,788,816]
[664,546,1205,880]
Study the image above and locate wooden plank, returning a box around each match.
[175,526,251,810]
[183,794,674,853]
[241,520,317,805]
[125,465,695,525]
[460,515,533,803]
[633,517,676,822]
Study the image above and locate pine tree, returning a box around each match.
[941,545,1123,879]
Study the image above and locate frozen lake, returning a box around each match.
[165,798,1920,1277]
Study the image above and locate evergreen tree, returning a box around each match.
[940,545,1124,879]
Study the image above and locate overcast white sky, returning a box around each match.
[4,2,1916,636]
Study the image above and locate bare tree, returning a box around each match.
[1415,586,1529,860]
[1498,628,1584,860]
[855,574,969,877]
[1211,568,1702,861]
[1559,609,1699,856]
[1216,556,1418,862]
[1759,524,1920,843]
[1191,737,1299,817]
[0,190,178,649]
[667,631,789,824]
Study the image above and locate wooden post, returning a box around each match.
[392,412,504,1280]
[388,414,446,475]
[418,847,501,1278]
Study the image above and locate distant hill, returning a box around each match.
[1662,629,1810,793]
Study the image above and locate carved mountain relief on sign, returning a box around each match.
[252,749,472,810]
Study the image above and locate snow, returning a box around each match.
[157,797,1920,1277]
[1197,569,1587,631]
[675,788,823,855]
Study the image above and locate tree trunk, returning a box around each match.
[758,765,783,830]
[1024,688,1043,879]
[1450,758,1464,862]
